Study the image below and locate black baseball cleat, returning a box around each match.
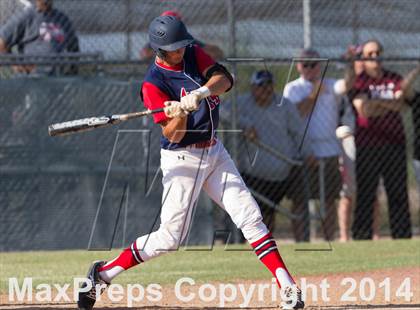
[281,285,305,309]
[77,261,109,310]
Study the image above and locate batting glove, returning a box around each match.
[180,86,211,112]
[164,101,188,118]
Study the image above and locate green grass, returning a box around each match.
[1,239,419,292]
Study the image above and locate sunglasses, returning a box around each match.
[302,62,318,69]
[366,50,381,57]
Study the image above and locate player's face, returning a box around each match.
[252,82,274,105]
[362,41,382,71]
[164,47,186,66]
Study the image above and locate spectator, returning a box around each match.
[335,45,381,242]
[402,65,420,198]
[0,0,79,75]
[221,70,311,242]
[283,48,343,241]
[139,10,224,62]
[410,91,420,198]
[350,39,412,240]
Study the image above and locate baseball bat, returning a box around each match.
[48,108,165,137]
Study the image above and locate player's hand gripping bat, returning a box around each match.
[48,108,164,137]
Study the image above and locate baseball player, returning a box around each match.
[78,16,304,310]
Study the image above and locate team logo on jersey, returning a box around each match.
[39,22,65,44]
[180,87,220,110]
[369,83,396,99]
[180,87,188,99]
[206,95,220,110]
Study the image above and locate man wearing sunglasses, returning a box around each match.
[349,39,412,240]
[283,48,343,241]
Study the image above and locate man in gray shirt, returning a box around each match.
[222,70,312,242]
[0,0,79,75]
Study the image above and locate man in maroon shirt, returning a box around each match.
[350,39,412,240]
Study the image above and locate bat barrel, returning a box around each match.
[48,116,112,137]
[47,108,164,137]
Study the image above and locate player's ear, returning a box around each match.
[157,49,167,59]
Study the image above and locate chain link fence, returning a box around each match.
[220,59,420,243]
[0,76,215,251]
[0,0,419,250]
[0,0,419,60]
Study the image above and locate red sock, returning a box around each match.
[251,233,295,288]
[98,241,143,282]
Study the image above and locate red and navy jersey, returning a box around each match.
[141,45,221,150]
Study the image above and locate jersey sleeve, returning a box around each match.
[283,83,302,104]
[62,15,79,53]
[141,82,170,124]
[0,10,30,48]
[194,45,215,76]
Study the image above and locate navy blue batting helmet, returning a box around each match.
[148,15,194,52]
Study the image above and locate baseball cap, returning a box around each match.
[250,70,273,86]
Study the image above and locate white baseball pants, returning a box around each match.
[135,140,268,262]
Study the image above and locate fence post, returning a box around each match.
[125,0,131,60]
[227,0,236,58]
[227,0,238,162]
[303,0,312,48]
[226,0,242,243]
[351,1,360,45]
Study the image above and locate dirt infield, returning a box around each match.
[1,267,419,309]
